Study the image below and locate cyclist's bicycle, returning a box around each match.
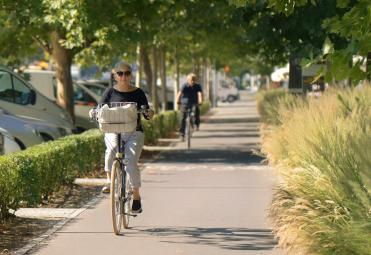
[181,103,197,149]
[90,102,148,235]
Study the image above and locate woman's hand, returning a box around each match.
[88,108,97,120]
[146,109,154,120]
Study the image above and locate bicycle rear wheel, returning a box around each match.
[122,171,132,229]
[110,160,123,235]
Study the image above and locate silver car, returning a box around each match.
[0,66,75,133]
[0,126,21,154]
[16,114,72,141]
[76,81,106,97]
[73,82,104,132]
[0,108,71,149]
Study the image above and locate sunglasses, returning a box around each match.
[116,71,131,77]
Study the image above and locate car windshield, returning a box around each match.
[83,84,105,96]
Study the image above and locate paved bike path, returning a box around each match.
[29,91,284,255]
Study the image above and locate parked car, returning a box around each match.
[72,82,101,132]
[24,70,102,132]
[0,66,75,134]
[0,106,71,142]
[0,127,21,155]
[218,80,240,103]
[77,81,106,97]
[0,111,43,150]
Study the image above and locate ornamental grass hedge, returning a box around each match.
[258,87,371,255]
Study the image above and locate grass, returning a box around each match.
[259,87,371,255]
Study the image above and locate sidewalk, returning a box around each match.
[22,90,284,255]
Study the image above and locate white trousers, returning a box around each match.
[104,131,144,188]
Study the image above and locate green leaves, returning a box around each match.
[336,0,350,8]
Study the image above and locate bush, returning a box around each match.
[200,101,211,115]
[142,110,179,144]
[261,88,371,255]
[0,129,104,220]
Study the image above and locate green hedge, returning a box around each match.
[260,88,371,255]
[200,101,211,115]
[142,110,179,144]
[0,129,104,219]
[0,109,184,220]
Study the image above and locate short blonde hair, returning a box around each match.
[114,62,132,72]
[187,73,196,81]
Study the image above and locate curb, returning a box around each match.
[14,195,103,255]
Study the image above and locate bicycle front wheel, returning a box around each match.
[186,116,191,149]
[122,171,132,229]
[110,160,123,235]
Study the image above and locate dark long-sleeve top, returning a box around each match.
[99,87,149,132]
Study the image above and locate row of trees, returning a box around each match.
[0,0,369,121]
[0,0,242,121]
[233,0,370,87]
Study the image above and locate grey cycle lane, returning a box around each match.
[30,91,284,255]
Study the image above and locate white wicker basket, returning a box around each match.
[97,103,138,133]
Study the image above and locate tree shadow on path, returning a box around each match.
[132,226,278,251]
[156,149,264,165]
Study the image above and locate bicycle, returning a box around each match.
[180,103,196,149]
[90,102,148,235]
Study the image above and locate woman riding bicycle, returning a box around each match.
[99,62,154,214]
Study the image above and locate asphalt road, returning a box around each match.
[30,90,284,255]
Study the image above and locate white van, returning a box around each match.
[24,70,102,132]
[218,80,240,103]
[0,66,75,133]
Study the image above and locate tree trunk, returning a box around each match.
[152,47,159,113]
[288,56,303,94]
[266,75,270,90]
[213,62,218,107]
[135,42,142,88]
[142,45,153,102]
[50,31,75,123]
[367,52,371,83]
[174,46,180,111]
[194,56,201,80]
[205,59,210,102]
[200,58,206,87]
[159,45,167,111]
[348,58,353,87]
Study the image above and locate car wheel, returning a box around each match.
[14,138,26,150]
[40,133,54,142]
[76,127,86,134]
[227,95,235,103]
